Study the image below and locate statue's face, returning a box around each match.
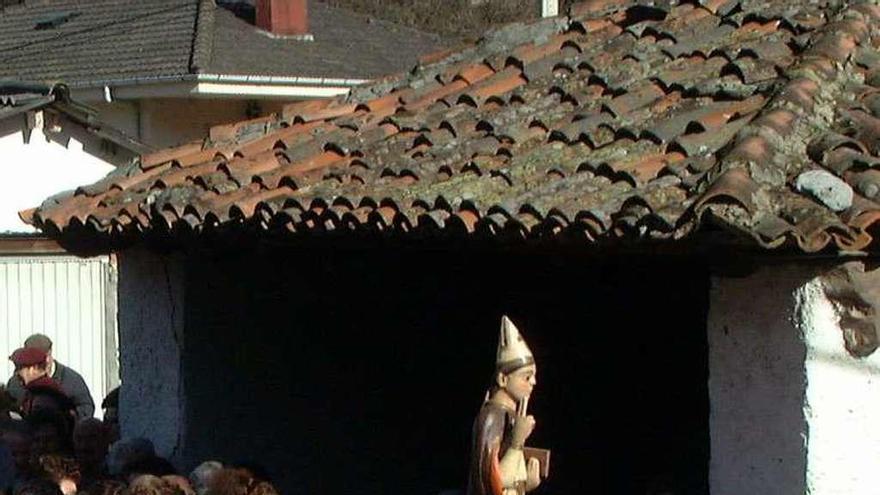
[498,364,537,402]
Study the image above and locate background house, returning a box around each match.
[23,0,880,494]
[0,0,444,148]
[0,0,445,418]
[0,83,147,414]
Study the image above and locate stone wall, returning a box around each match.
[117,247,185,460]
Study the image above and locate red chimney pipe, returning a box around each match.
[256,0,308,37]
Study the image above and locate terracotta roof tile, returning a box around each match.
[142,142,203,169]
[27,0,880,253]
[570,0,629,18]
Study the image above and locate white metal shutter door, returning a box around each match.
[0,255,117,418]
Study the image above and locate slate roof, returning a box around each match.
[205,2,447,80]
[0,0,444,88]
[24,0,880,253]
[0,0,198,87]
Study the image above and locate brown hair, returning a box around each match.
[37,454,81,485]
[127,475,179,495]
[161,475,194,495]
[205,469,278,495]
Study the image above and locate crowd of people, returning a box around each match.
[0,334,279,495]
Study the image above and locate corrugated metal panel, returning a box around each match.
[0,255,117,418]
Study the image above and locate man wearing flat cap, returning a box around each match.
[6,334,94,419]
[8,347,75,420]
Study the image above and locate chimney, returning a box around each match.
[256,0,309,38]
[541,0,559,17]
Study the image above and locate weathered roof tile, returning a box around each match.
[27,0,880,253]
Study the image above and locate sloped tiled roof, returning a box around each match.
[0,0,198,87]
[0,0,443,87]
[204,2,447,80]
[25,0,880,253]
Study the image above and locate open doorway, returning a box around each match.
[183,246,709,494]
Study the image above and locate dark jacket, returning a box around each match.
[20,376,75,418]
[0,442,12,494]
[7,362,95,419]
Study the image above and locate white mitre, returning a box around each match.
[496,315,535,373]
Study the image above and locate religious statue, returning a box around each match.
[467,316,550,495]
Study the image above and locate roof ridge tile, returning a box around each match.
[189,0,215,73]
[691,0,880,252]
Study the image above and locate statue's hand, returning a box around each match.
[511,414,535,448]
[526,457,542,491]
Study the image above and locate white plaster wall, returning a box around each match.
[708,265,811,495]
[133,99,249,148]
[710,264,880,495]
[796,278,880,494]
[91,98,300,148]
[0,129,114,233]
[117,247,185,461]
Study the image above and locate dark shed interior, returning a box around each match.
[180,244,709,494]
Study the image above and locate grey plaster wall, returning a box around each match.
[708,265,815,495]
[117,247,185,460]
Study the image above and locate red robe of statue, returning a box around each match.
[467,401,517,495]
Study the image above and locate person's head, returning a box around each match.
[23,335,54,368]
[9,348,49,385]
[36,454,80,495]
[121,455,176,483]
[205,468,278,495]
[106,438,155,477]
[128,474,177,495]
[29,393,74,422]
[162,475,195,495]
[189,461,222,495]
[27,410,71,457]
[494,363,537,403]
[227,462,271,486]
[73,418,109,471]
[100,388,119,444]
